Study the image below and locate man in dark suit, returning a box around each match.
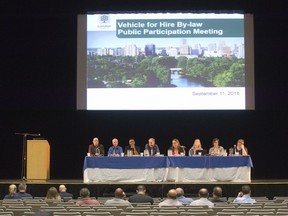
[59,184,73,200]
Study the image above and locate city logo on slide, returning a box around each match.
[97,15,112,28]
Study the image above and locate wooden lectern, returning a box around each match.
[27,140,50,180]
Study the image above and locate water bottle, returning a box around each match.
[167,149,172,156]
[95,148,100,156]
[229,147,233,156]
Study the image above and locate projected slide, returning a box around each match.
[80,13,253,110]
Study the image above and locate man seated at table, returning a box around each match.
[124,138,140,156]
[108,138,123,156]
[104,188,133,207]
[88,137,105,156]
[128,185,154,204]
[144,138,160,156]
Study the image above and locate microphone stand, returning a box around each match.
[15,132,41,181]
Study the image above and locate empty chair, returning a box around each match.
[23,212,37,216]
[131,209,156,213]
[68,209,95,213]
[222,209,248,213]
[238,205,262,209]
[83,212,111,216]
[6,208,31,216]
[120,212,148,216]
[92,206,117,211]
[150,212,180,216]
[246,211,275,215]
[217,212,245,215]
[0,212,14,216]
[182,212,209,215]
[97,208,123,216]
[53,213,81,216]
[250,208,276,212]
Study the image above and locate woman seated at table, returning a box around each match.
[189,138,205,156]
[209,138,224,156]
[234,139,248,156]
[168,138,185,156]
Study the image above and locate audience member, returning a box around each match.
[88,137,105,156]
[176,187,193,204]
[128,185,154,204]
[209,186,227,202]
[189,139,204,156]
[209,138,224,156]
[233,185,256,203]
[144,138,160,156]
[108,138,123,156]
[190,188,214,208]
[124,138,140,155]
[104,188,132,206]
[234,139,248,155]
[76,188,100,206]
[59,184,74,199]
[169,139,185,156]
[4,184,21,199]
[45,186,61,200]
[16,182,33,198]
[159,189,183,207]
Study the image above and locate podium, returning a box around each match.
[27,140,50,180]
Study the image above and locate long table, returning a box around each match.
[83,156,253,183]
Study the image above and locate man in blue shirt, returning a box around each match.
[108,138,123,156]
[176,187,193,204]
[233,185,256,203]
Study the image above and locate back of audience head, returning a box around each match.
[59,184,67,192]
[9,184,17,196]
[167,189,177,199]
[136,185,146,194]
[241,185,251,195]
[175,187,184,197]
[115,188,125,199]
[212,186,223,197]
[18,183,27,192]
[199,188,209,198]
[46,186,60,200]
[79,188,90,198]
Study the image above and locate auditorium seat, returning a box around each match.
[97,208,124,216]
[246,211,275,215]
[150,212,180,215]
[120,212,149,216]
[83,212,112,216]
[6,208,31,216]
[0,212,14,216]
[26,203,49,212]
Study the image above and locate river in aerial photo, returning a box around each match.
[170,71,204,87]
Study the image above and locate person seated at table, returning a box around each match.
[124,138,140,156]
[104,188,132,206]
[233,139,248,155]
[144,137,160,156]
[189,138,204,156]
[209,138,224,156]
[168,138,185,156]
[88,137,105,156]
[108,138,123,156]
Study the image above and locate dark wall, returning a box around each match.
[1,0,288,180]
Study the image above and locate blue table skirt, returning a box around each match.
[83,156,253,170]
